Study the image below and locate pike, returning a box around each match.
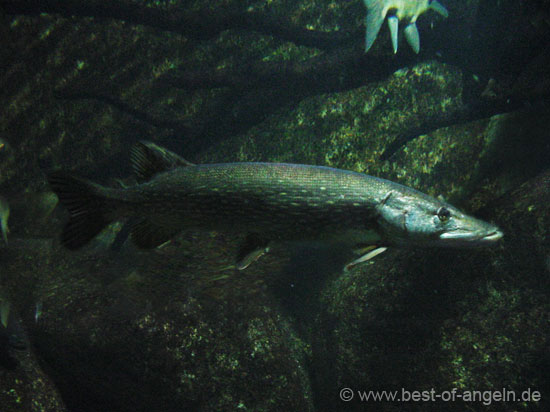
[47,142,502,270]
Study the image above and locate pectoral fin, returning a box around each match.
[236,234,270,270]
[345,246,388,271]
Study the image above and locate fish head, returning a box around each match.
[375,189,503,247]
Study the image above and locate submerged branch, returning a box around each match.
[0,0,358,50]
[53,88,193,133]
[381,92,550,160]
[158,44,383,92]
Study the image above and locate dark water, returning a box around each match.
[0,0,549,411]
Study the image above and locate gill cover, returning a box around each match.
[375,191,446,243]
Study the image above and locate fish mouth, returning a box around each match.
[439,229,503,245]
[481,230,504,242]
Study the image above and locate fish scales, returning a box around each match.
[109,163,387,240]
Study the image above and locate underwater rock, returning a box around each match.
[309,168,550,411]
[2,234,313,412]
[0,303,67,411]
[202,61,464,165]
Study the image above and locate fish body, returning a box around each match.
[0,195,9,246]
[363,0,448,53]
[48,142,502,269]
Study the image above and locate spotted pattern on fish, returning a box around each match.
[104,162,393,243]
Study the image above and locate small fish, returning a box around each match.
[0,195,9,246]
[34,301,42,323]
[47,141,502,270]
[363,0,448,53]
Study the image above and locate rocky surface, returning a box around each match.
[309,169,550,411]
[0,313,67,412]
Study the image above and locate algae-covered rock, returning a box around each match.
[0,332,68,412]
[0,279,67,412]
[2,234,313,412]
[201,61,463,166]
[308,169,550,411]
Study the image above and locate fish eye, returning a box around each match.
[437,207,451,222]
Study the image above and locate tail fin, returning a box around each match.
[47,171,113,249]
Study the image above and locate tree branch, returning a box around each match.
[0,0,358,49]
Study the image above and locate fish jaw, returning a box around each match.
[437,222,503,247]
[363,0,448,53]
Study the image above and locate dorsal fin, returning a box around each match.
[130,141,195,183]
